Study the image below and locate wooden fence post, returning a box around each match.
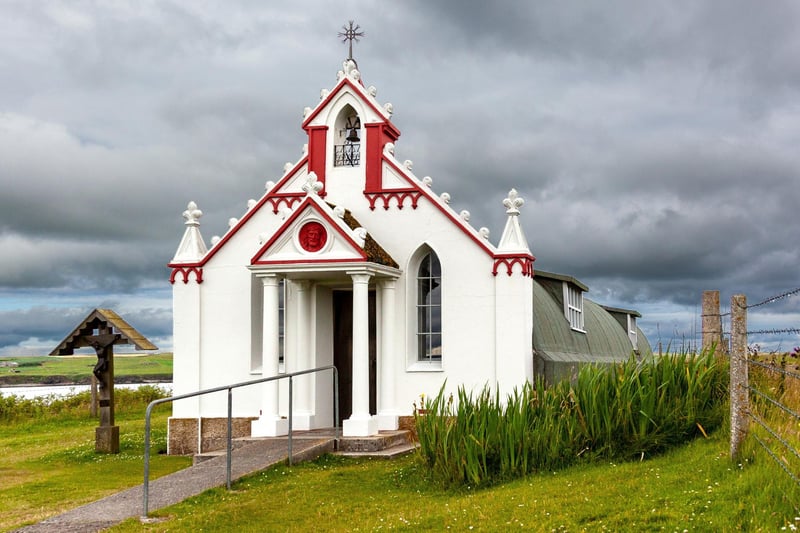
[702,290,723,355]
[730,294,748,460]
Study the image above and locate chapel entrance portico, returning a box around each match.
[249,263,401,438]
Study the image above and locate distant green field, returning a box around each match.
[0,353,172,386]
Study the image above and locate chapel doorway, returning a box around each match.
[332,290,376,426]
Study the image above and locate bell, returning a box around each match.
[346,127,360,143]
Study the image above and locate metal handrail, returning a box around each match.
[142,365,338,518]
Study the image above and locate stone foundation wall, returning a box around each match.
[398,415,418,442]
[167,417,257,455]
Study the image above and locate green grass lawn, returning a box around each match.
[0,353,172,385]
[0,390,190,532]
[3,357,799,532]
[2,403,798,531]
[107,431,800,532]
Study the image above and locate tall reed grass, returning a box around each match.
[0,385,169,424]
[416,351,727,488]
[746,349,800,485]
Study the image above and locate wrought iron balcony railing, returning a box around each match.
[334,143,360,166]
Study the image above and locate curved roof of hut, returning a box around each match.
[532,280,652,363]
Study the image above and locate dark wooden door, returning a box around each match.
[333,290,376,425]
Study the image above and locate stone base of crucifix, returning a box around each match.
[96,425,120,454]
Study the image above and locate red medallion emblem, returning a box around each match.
[299,222,327,252]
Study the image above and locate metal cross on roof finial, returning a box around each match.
[338,20,364,61]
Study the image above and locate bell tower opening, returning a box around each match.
[334,105,361,167]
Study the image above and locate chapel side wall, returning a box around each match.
[171,277,201,418]
[195,267,261,417]
[349,200,502,414]
[186,206,284,418]
[494,269,534,396]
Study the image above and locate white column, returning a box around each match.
[252,275,288,436]
[293,280,314,429]
[376,279,399,430]
[343,272,378,436]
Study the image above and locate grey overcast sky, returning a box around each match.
[1,1,798,355]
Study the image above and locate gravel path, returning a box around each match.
[14,437,334,533]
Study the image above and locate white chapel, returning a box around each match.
[167,54,649,454]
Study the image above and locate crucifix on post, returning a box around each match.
[88,332,120,451]
[51,309,157,453]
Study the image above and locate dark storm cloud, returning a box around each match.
[0,304,171,352]
[0,1,798,352]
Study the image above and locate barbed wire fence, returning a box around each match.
[703,288,800,487]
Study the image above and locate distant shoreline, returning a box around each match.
[0,375,172,387]
[0,353,172,388]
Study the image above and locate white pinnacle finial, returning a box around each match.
[172,201,208,263]
[183,201,203,226]
[503,189,524,215]
[302,172,324,196]
[497,188,531,254]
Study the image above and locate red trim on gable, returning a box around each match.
[364,189,422,210]
[250,197,368,265]
[253,258,368,266]
[269,155,309,192]
[378,156,496,258]
[307,126,328,186]
[267,193,304,214]
[492,254,535,277]
[365,123,400,192]
[166,156,321,270]
[169,266,204,284]
[302,77,397,132]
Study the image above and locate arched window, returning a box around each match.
[417,251,442,361]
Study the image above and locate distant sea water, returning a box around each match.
[0,383,173,400]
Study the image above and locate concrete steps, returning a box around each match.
[334,441,418,458]
[193,429,417,464]
[334,429,418,458]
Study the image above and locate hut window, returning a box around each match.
[563,283,585,332]
[628,314,638,348]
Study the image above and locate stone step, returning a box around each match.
[193,429,415,464]
[334,441,418,459]
[336,430,412,453]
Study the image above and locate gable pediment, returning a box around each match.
[251,196,368,265]
[302,73,391,130]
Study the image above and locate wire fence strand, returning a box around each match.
[744,287,800,310]
[750,432,800,487]
[748,411,800,467]
[747,328,800,336]
[748,385,800,423]
[748,358,800,381]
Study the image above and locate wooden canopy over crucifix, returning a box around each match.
[51,308,157,453]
